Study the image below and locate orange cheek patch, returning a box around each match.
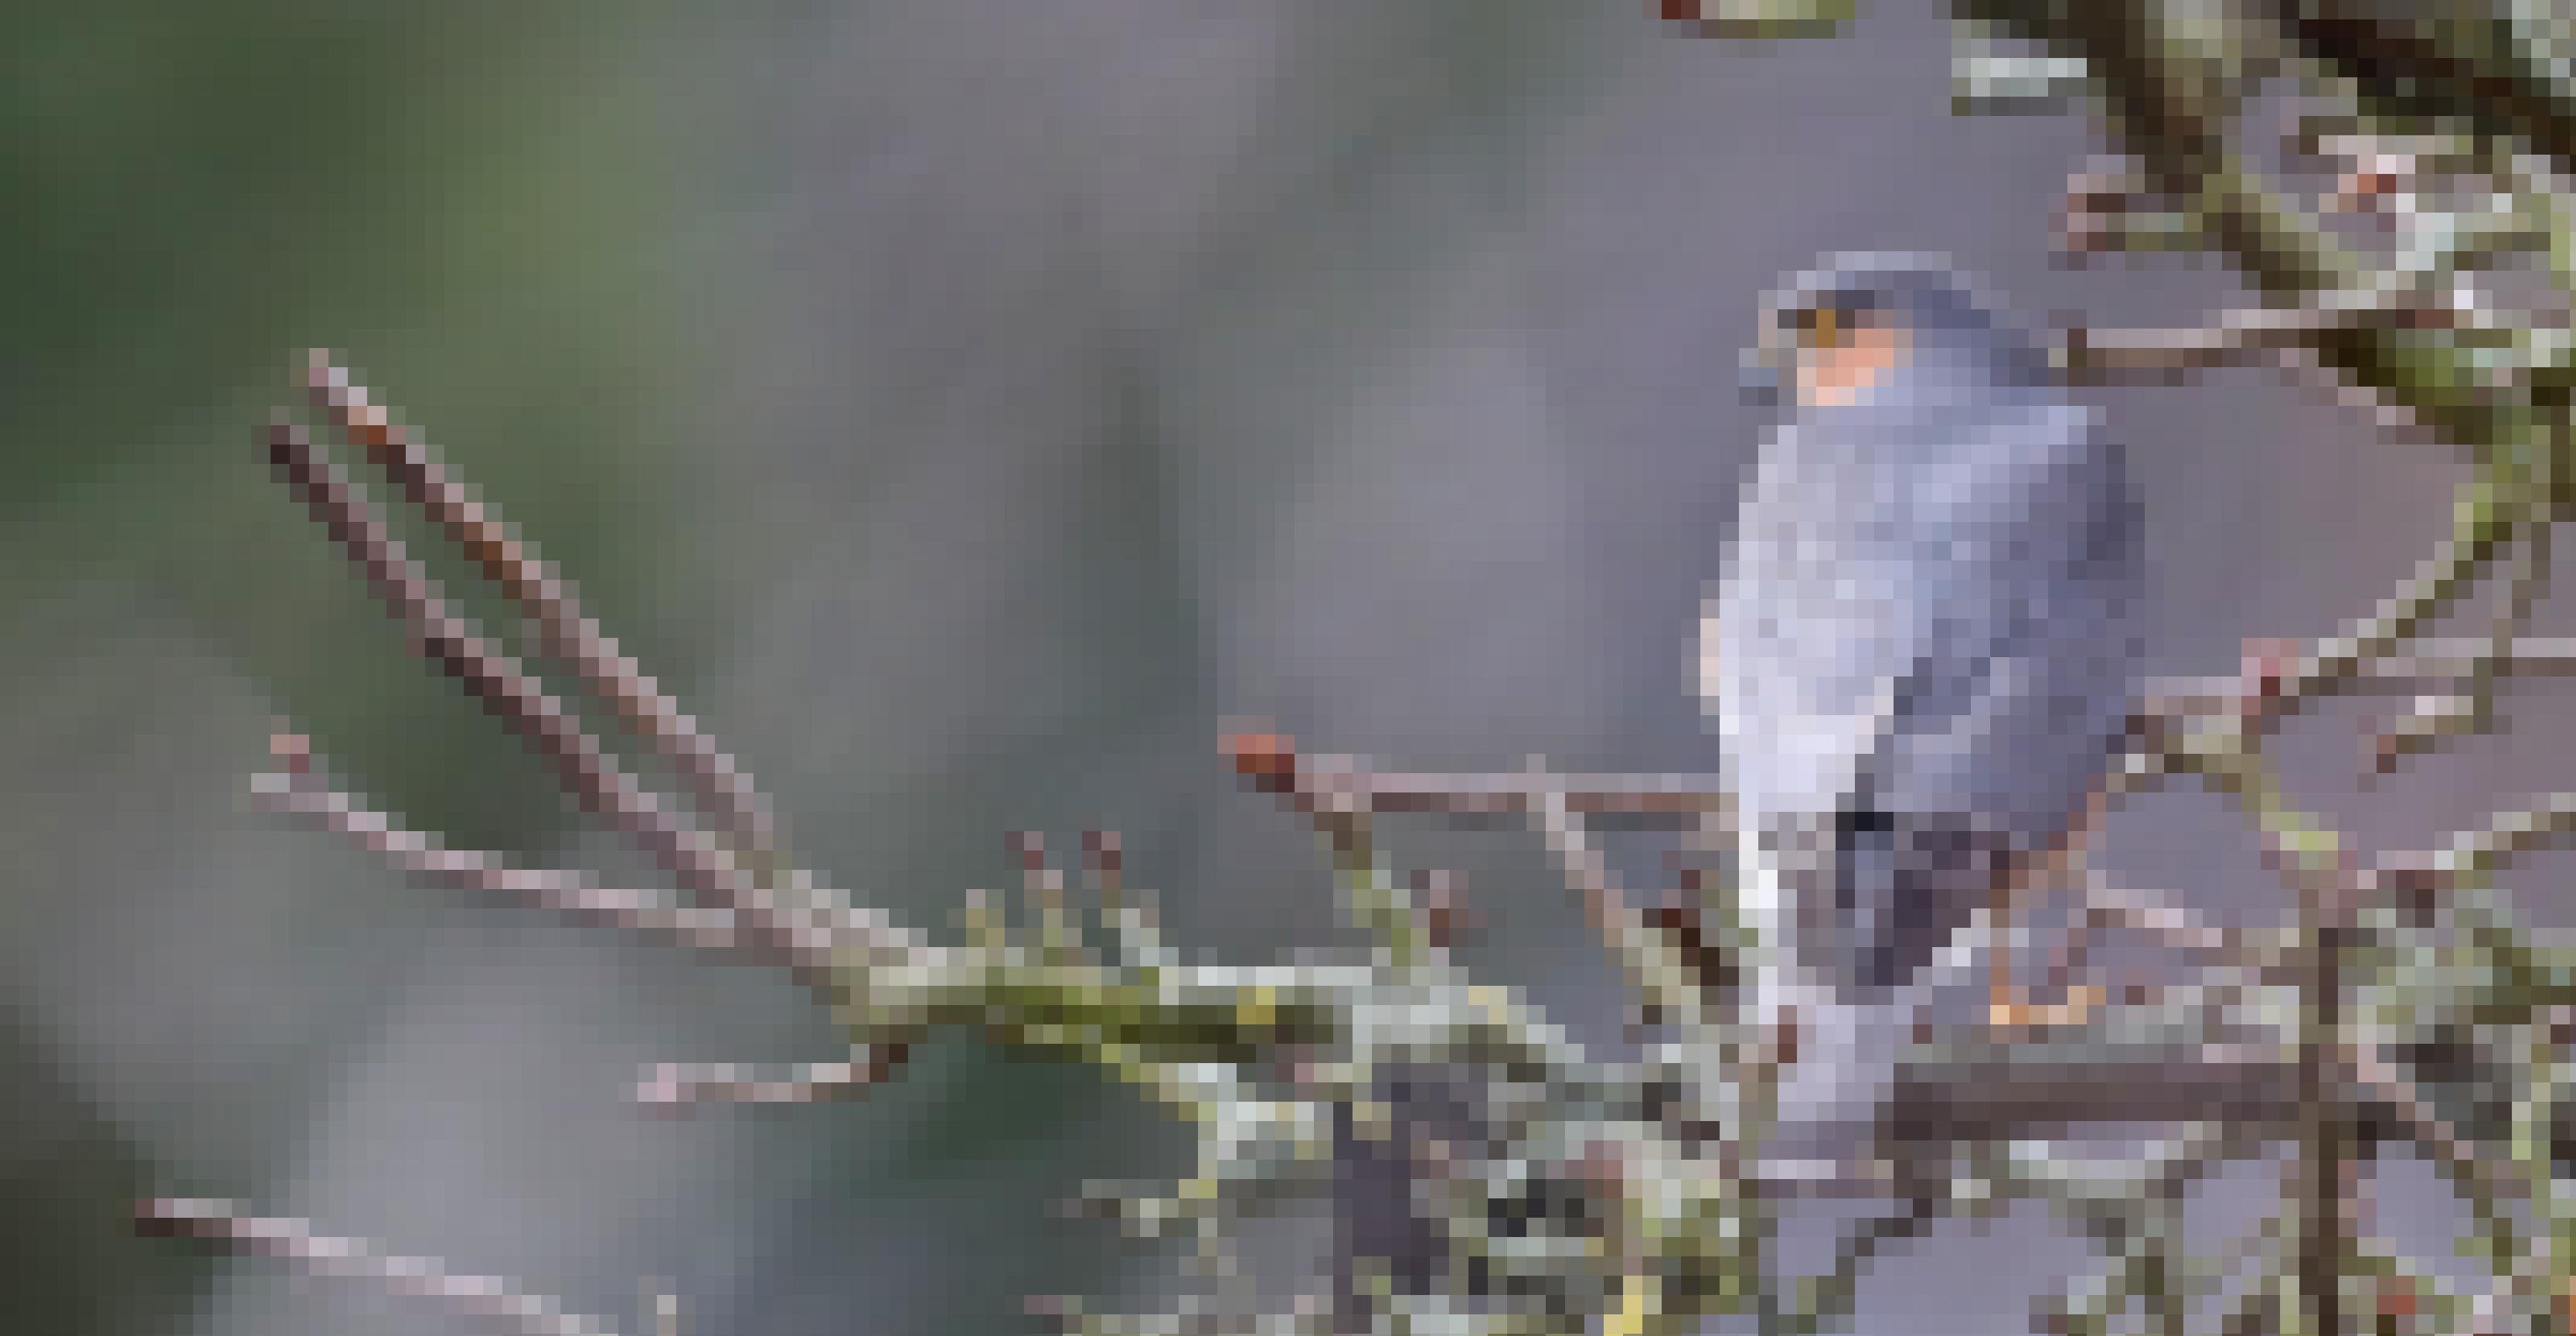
[1798,325,1907,409]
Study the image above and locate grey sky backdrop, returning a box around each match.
[0,3,2519,1335]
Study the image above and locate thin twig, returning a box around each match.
[266,417,845,992]
[1226,728,1442,964]
[634,1050,909,1112]
[2207,1210,2289,1336]
[1222,727,1730,826]
[1080,829,1172,965]
[2370,520,2550,775]
[1224,633,2576,834]
[250,755,749,959]
[2375,789,2576,901]
[2381,636,2576,682]
[1758,1193,1941,1336]
[2035,870,2205,1018]
[137,1198,630,1336]
[1080,829,1123,931]
[2055,153,2203,260]
[2076,871,2259,974]
[2227,760,2361,1336]
[1013,831,1083,966]
[2053,282,2448,383]
[1524,759,1710,1036]
[268,423,756,910]
[2345,1041,2524,1314]
[306,353,783,878]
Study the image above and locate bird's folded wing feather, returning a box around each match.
[1712,401,2140,850]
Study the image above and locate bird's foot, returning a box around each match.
[1986,981,2105,1033]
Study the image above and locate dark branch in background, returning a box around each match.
[2280,9,2576,182]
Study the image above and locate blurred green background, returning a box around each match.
[1,8,782,1336]
[2,1,734,854]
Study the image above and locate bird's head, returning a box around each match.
[1740,252,2047,412]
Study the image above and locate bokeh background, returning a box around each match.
[0,3,2515,1334]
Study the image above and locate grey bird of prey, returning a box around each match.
[1704,253,2145,1168]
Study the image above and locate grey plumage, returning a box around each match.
[1705,252,2145,1162]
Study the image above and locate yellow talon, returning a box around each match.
[1988,984,2102,1032]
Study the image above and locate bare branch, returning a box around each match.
[2345,1041,2525,1312]
[1523,760,1712,1036]
[1897,1027,2300,1142]
[1080,829,1173,963]
[2234,495,2520,744]
[1221,727,1730,827]
[266,416,845,993]
[1080,829,1124,926]
[2369,522,2550,777]
[634,1050,909,1112]
[1224,630,2576,840]
[2375,789,2576,900]
[250,753,749,959]
[2077,872,2254,973]
[306,353,783,878]
[267,422,752,902]
[137,1198,631,1336]
[2055,155,2202,261]
[2381,636,2576,683]
[2052,294,2442,383]
[1012,830,1084,966]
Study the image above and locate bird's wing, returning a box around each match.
[1711,400,2141,990]
[1857,401,2144,846]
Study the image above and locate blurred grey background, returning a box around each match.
[0,2,2513,1334]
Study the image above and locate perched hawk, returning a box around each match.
[1706,253,2145,1165]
